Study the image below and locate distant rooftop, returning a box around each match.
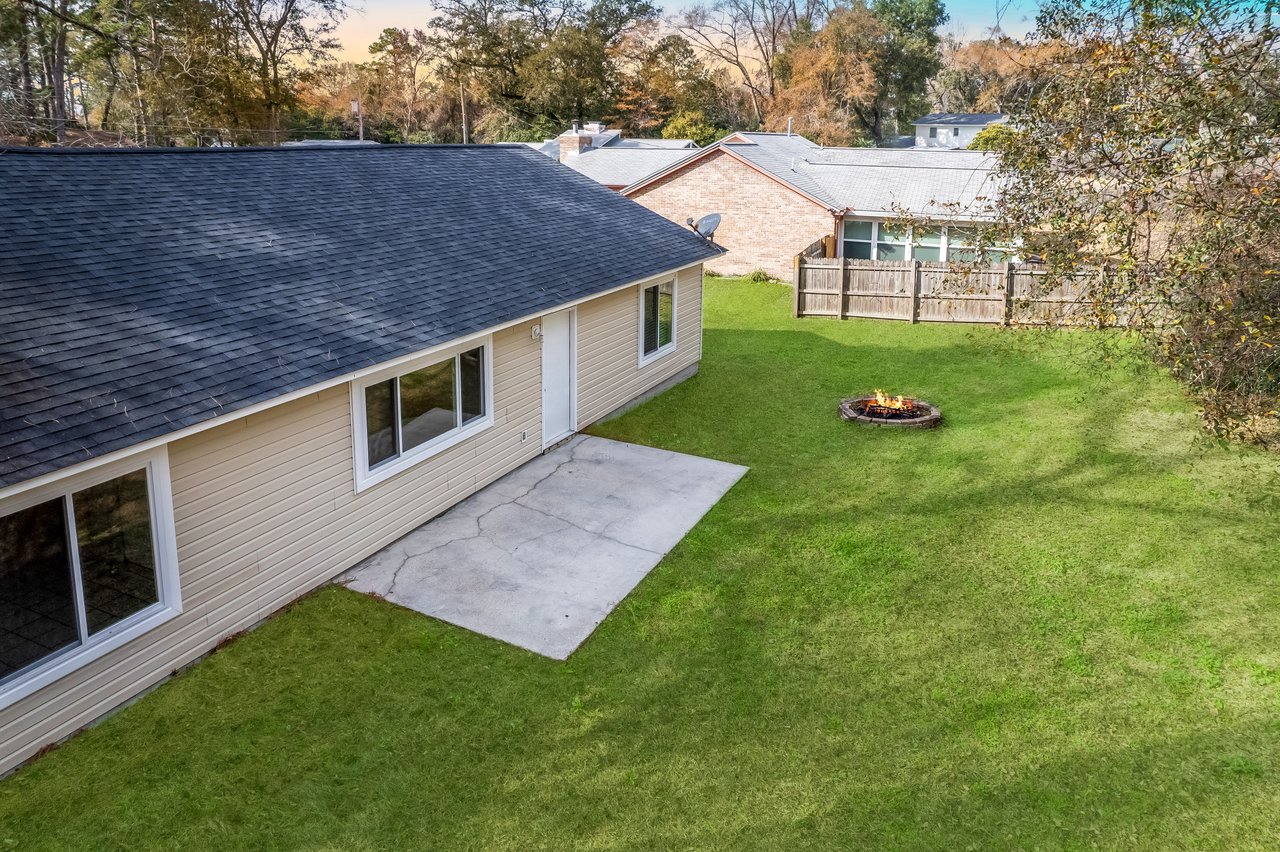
[625,131,1001,220]
[562,147,699,188]
[525,121,698,162]
[913,113,1007,126]
[280,139,382,147]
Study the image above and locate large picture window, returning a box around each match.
[356,343,492,489]
[841,219,1015,264]
[947,227,1014,264]
[640,280,675,362]
[0,451,179,703]
[841,220,874,259]
[876,223,910,261]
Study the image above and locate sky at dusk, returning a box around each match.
[331,0,1039,60]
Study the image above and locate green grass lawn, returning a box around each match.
[3,277,1279,850]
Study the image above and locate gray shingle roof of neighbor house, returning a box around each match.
[609,138,698,149]
[523,128,697,159]
[0,144,721,489]
[563,147,699,187]
[624,131,1001,219]
[796,149,1001,218]
[913,113,1007,126]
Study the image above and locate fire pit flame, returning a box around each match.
[839,391,941,428]
[871,389,910,411]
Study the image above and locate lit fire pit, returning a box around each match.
[839,390,942,428]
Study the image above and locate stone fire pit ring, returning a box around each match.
[839,395,943,428]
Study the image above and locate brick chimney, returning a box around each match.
[558,122,593,162]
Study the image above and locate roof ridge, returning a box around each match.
[802,160,992,171]
[0,144,530,155]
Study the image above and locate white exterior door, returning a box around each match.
[541,309,575,447]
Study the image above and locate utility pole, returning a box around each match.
[351,99,364,141]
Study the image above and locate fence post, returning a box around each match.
[909,260,921,323]
[792,254,803,318]
[838,259,849,320]
[1002,261,1015,326]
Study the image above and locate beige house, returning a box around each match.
[623,132,1001,280]
[0,145,718,775]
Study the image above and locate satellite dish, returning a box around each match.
[691,213,721,240]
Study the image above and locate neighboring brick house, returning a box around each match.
[624,137,834,279]
[623,132,1000,280]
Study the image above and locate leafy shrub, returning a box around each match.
[967,123,1019,151]
[745,269,773,284]
[662,111,725,147]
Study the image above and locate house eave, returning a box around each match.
[0,258,711,503]
[839,207,997,222]
[623,143,838,213]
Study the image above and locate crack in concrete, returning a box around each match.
[511,497,663,557]
[382,439,586,600]
[336,434,747,659]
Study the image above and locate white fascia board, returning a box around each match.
[841,208,997,222]
[0,260,707,503]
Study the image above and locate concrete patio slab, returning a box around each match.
[339,435,747,659]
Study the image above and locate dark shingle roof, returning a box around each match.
[0,144,720,488]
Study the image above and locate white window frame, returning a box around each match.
[874,221,911,261]
[839,219,1015,264]
[351,336,495,492]
[840,219,876,259]
[947,226,1017,264]
[841,219,913,261]
[909,223,947,263]
[637,278,678,367]
[0,446,182,711]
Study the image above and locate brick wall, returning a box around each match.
[626,149,834,280]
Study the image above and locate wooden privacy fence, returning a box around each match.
[793,257,1096,326]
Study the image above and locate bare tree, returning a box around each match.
[676,0,830,124]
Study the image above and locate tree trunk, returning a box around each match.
[16,6,37,128]
[75,76,88,128]
[49,0,68,142]
[127,47,151,145]
[748,86,764,125]
[267,60,282,143]
[101,55,120,130]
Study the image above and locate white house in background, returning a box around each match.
[525,122,701,190]
[912,113,1008,149]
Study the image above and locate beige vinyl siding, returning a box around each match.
[576,265,702,427]
[0,266,705,775]
[0,324,542,773]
